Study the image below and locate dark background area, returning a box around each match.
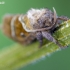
[0,0,70,70]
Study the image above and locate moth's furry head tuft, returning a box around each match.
[27,8,46,25]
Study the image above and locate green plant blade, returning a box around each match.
[0,20,70,70]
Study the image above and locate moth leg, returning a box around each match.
[42,31,67,49]
[55,16,69,27]
[36,32,43,48]
[53,16,69,32]
[57,16,69,21]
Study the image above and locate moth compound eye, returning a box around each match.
[20,32,26,37]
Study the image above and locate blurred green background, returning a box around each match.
[0,0,70,70]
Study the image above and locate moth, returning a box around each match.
[2,15,36,45]
[1,7,69,48]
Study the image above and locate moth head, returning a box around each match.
[37,7,57,28]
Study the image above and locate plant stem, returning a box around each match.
[0,20,70,70]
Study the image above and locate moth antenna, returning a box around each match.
[19,15,57,32]
[53,7,57,23]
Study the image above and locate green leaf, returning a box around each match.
[0,20,70,70]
